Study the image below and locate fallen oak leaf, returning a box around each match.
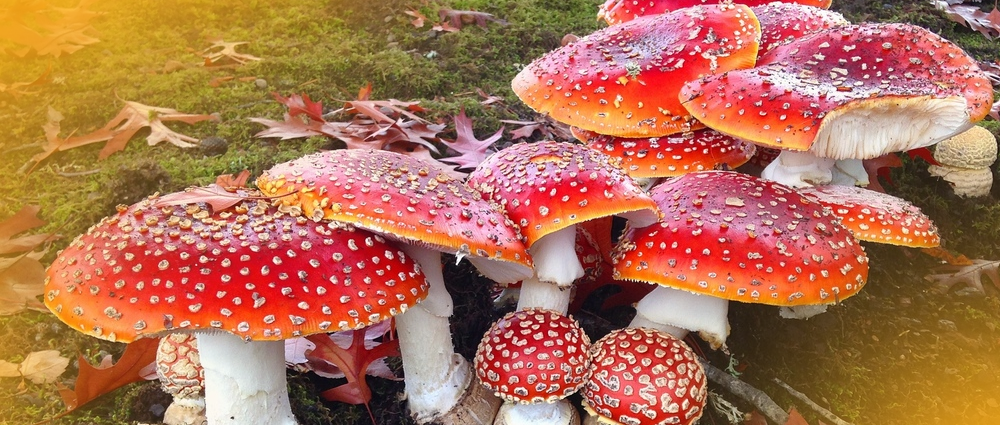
[306,326,400,406]
[56,337,159,413]
[404,9,428,28]
[0,66,51,97]
[0,0,101,57]
[0,350,69,385]
[439,107,503,170]
[201,39,262,66]
[0,205,60,255]
[32,101,219,164]
[0,255,48,315]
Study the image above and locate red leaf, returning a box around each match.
[439,107,503,169]
[404,10,427,28]
[274,92,325,122]
[785,408,811,425]
[356,82,373,101]
[214,170,251,189]
[437,9,508,29]
[744,411,769,425]
[862,153,903,193]
[905,147,939,166]
[936,2,1000,39]
[57,338,159,412]
[306,327,400,406]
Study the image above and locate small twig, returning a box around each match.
[700,359,789,425]
[773,378,855,425]
[55,169,102,177]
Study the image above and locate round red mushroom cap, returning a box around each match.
[613,171,869,306]
[44,192,428,343]
[798,185,940,248]
[468,141,660,245]
[751,2,848,55]
[474,308,591,403]
[514,4,761,138]
[573,127,757,178]
[681,23,995,158]
[583,327,707,425]
[598,0,833,25]
[257,149,532,281]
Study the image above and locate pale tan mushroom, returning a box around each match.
[928,126,998,197]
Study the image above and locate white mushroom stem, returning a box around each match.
[516,225,584,314]
[628,286,730,349]
[394,245,470,422]
[495,400,579,425]
[195,332,296,425]
[761,151,835,188]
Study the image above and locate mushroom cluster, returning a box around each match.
[39,2,994,424]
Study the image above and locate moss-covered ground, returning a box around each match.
[1,0,998,424]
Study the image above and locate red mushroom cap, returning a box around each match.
[681,23,995,158]
[467,141,660,245]
[583,327,707,425]
[573,127,757,178]
[474,308,591,403]
[751,2,848,55]
[598,0,833,25]
[798,185,940,248]
[44,192,428,343]
[256,149,532,280]
[613,171,868,306]
[513,4,761,138]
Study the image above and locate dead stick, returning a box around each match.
[699,359,789,424]
[773,378,855,425]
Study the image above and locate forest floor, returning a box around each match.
[0,0,998,424]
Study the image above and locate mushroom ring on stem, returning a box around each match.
[258,148,532,423]
[681,23,995,188]
[44,192,428,425]
[469,141,660,313]
[612,171,869,348]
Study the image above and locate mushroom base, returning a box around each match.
[162,396,207,425]
[630,286,729,349]
[494,400,580,425]
[196,332,296,425]
[397,303,472,423]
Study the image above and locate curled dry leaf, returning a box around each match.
[0,205,59,315]
[0,350,70,384]
[925,259,1000,294]
[32,102,219,165]
[439,107,503,170]
[201,39,262,66]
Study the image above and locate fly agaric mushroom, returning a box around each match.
[257,149,531,423]
[597,0,833,25]
[572,127,757,179]
[612,171,869,347]
[44,192,428,424]
[157,333,206,425]
[468,141,660,313]
[582,327,707,425]
[513,3,761,138]
[750,2,848,55]
[798,185,940,248]
[680,23,995,188]
[928,125,998,197]
[475,308,591,425]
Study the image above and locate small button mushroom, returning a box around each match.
[927,125,998,197]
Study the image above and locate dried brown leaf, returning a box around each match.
[201,39,262,66]
[57,338,159,412]
[0,255,48,315]
[0,0,101,57]
[32,101,218,164]
[0,350,69,384]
